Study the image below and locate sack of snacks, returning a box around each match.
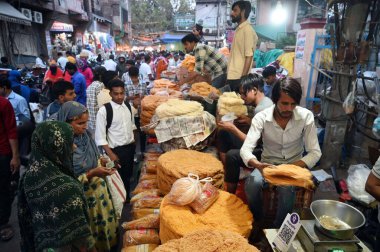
[167,173,202,206]
[132,208,160,219]
[132,180,158,195]
[123,229,160,246]
[121,244,158,252]
[189,182,220,214]
[131,189,161,203]
[133,196,163,209]
[122,214,160,230]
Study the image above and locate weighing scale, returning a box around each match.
[297,220,364,252]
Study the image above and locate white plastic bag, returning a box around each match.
[347,164,375,204]
[343,81,356,114]
[167,173,202,206]
[106,170,127,219]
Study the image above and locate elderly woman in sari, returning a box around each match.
[18,121,96,252]
[57,101,118,251]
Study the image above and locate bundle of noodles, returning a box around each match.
[263,164,315,189]
[154,229,259,252]
[154,79,179,90]
[157,149,223,194]
[189,82,220,97]
[217,92,247,116]
[159,191,253,243]
[150,88,182,98]
[181,55,195,72]
[140,95,171,135]
[155,99,203,119]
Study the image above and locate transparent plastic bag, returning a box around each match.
[347,164,375,204]
[167,173,202,206]
[189,182,220,214]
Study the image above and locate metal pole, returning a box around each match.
[216,0,221,47]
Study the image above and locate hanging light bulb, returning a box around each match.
[271,1,287,25]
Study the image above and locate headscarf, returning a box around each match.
[57,101,99,176]
[77,58,88,72]
[18,121,94,251]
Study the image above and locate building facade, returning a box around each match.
[0,0,131,67]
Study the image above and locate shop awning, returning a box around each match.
[159,33,186,44]
[254,24,286,41]
[0,2,31,26]
[92,13,112,24]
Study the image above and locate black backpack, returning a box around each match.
[104,100,133,134]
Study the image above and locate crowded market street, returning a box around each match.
[0,0,379,251]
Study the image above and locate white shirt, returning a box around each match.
[95,101,135,148]
[240,105,321,168]
[57,56,68,70]
[139,62,152,84]
[103,59,117,71]
[35,57,46,68]
[168,58,181,68]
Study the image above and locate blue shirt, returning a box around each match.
[44,100,62,120]
[263,83,273,98]
[7,91,30,123]
[72,71,87,106]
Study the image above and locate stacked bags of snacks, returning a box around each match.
[122,149,164,251]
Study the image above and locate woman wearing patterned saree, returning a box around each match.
[18,121,95,252]
[57,101,118,251]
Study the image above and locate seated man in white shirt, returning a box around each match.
[95,79,135,198]
[218,74,273,194]
[240,78,321,230]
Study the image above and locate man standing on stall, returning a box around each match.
[179,33,227,88]
[240,78,321,237]
[227,1,258,92]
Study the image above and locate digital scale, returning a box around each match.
[297,220,364,252]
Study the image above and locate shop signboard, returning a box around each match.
[295,31,306,59]
[51,22,74,32]
[174,14,195,31]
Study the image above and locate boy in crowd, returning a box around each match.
[44,80,76,120]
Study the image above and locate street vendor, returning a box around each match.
[218,74,273,194]
[240,78,321,234]
[179,33,227,88]
[365,157,380,251]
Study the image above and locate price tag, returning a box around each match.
[272,213,301,252]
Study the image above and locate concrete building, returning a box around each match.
[0,0,131,67]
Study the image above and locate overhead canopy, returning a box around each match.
[254,24,286,41]
[159,33,186,44]
[0,1,31,26]
[92,13,112,24]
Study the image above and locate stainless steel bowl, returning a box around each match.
[310,200,366,240]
